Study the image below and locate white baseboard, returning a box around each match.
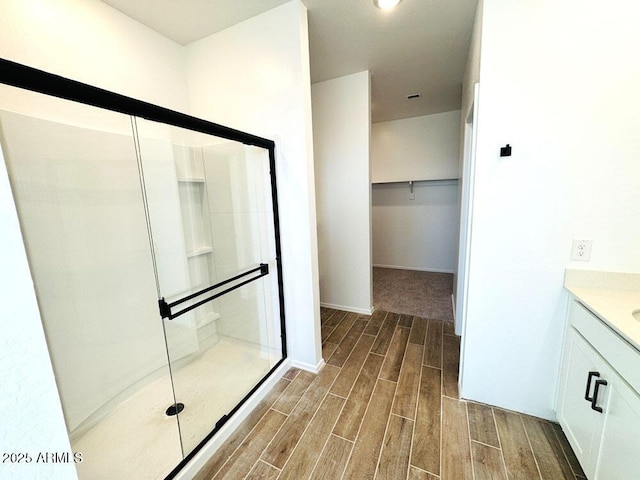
[373,264,455,274]
[320,302,374,315]
[174,358,292,480]
[291,357,325,374]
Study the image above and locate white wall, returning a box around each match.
[312,71,372,315]
[0,140,78,480]
[1,111,179,435]
[0,0,189,112]
[184,1,321,372]
[371,111,460,183]
[460,0,640,420]
[372,181,458,273]
[0,2,192,478]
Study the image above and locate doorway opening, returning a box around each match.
[370,110,462,324]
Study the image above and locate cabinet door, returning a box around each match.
[557,327,602,464]
[593,370,640,479]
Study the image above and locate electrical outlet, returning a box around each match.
[571,239,592,261]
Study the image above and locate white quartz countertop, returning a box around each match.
[564,269,640,352]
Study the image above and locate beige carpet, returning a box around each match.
[373,267,454,321]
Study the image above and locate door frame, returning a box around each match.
[456,83,480,389]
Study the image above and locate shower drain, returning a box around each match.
[165,403,185,416]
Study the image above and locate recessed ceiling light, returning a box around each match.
[374,0,402,10]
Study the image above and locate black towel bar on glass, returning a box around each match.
[158,263,269,320]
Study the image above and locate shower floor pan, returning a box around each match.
[72,337,271,480]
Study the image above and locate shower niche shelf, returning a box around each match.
[178,182,212,256]
[173,144,220,343]
[197,311,220,328]
[174,145,213,258]
[177,177,205,183]
[187,246,213,258]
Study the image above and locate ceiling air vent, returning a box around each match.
[406,93,422,100]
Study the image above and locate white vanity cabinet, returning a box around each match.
[556,300,640,479]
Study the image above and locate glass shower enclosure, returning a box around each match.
[0,59,286,479]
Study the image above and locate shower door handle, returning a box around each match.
[158,263,269,320]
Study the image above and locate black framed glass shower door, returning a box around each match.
[133,117,286,456]
[0,58,286,480]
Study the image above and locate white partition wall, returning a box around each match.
[312,71,372,314]
[185,0,321,371]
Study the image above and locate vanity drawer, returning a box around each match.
[570,300,640,395]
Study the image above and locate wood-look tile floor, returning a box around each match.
[194,309,586,480]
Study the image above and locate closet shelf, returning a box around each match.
[371,178,458,185]
[372,178,458,185]
[187,246,213,258]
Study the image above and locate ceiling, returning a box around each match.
[100,0,478,123]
